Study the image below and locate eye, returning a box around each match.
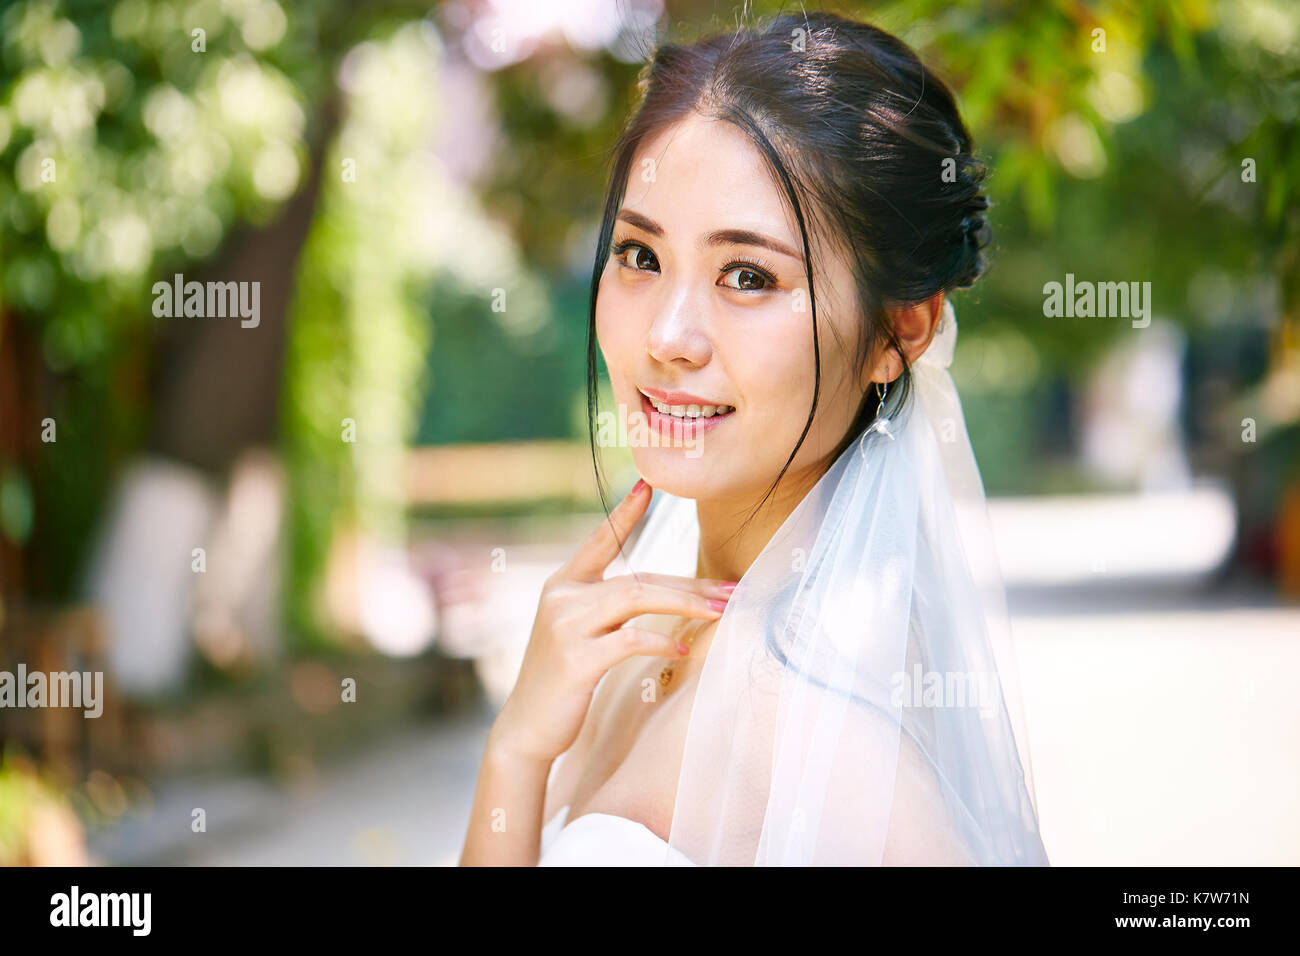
[719,258,778,293]
[611,239,659,273]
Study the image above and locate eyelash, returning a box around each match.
[610,239,780,292]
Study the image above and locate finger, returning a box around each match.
[587,626,689,675]
[583,579,727,633]
[612,571,739,599]
[560,478,653,582]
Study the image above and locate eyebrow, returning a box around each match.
[615,208,803,262]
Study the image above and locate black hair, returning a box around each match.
[585,8,990,555]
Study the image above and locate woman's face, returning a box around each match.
[596,112,869,504]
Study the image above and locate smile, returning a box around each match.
[636,386,735,419]
[636,388,735,438]
[643,396,735,418]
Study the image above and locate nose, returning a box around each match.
[646,286,712,367]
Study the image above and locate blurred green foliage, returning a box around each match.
[1,0,319,598]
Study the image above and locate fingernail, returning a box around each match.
[631,478,648,495]
[677,642,690,655]
[707,598,727,612]
[718,582,739,593]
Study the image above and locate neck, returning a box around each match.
[693,464,825,583]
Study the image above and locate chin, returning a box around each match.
[630,449,726,501]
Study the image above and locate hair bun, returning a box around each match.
[960,214,985,245]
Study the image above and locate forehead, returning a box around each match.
[625,113,800,246]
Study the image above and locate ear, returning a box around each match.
[864,291,946,384]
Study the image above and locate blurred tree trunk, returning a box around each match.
[0,305,39,604]
[147,92,342,476]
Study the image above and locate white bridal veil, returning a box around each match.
[618,299,1050,865]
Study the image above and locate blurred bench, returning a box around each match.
[0,604,126,779]
[403,440,603,505]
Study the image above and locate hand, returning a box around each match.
[490,479,736,765]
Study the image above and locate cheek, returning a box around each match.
[735,322,815,442]
[595,289,651,415]
[594,271,630,363]
[743,318,857,450]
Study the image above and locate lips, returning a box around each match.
[637,386,735,418]
[638,385,730,408]
[636,390,734,439]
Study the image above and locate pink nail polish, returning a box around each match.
[677,642,690,655]
[631,478,648,495]
[707,598,727,612]
[718,582,739,593]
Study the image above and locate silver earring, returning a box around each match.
[858,380,895,458]
[871,380,894,437]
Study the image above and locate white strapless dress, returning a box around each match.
[538,805,698,866]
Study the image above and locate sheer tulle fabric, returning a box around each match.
[616,301,1049,866]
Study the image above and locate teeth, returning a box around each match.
[645,394,734,418]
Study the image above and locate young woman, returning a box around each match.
[460,11,1049,866]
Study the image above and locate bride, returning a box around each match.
[460,11,1049,866]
